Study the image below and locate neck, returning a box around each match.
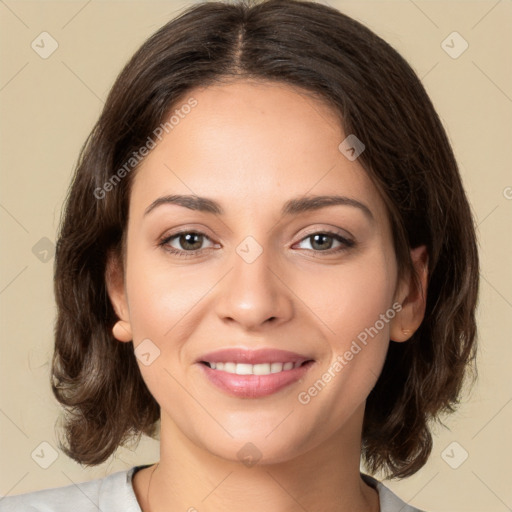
[140,404,379,512]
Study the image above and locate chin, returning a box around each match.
[198,430,312,467]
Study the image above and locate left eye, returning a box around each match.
[160,231,215,255]
[294,232,354,252]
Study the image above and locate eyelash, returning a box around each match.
[158,229,355,259]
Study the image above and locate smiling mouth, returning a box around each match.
[198,359,316,398]
[200,360,314,376]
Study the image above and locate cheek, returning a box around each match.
[123,242,228,399]
[123,247,204,402]
[297,251,397,345]
[294,250,397,406]
[124,245,207,339]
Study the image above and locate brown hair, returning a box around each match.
[51,0,479,478]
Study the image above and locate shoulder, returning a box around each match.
[361,473,428,512]
[0,466,143,512]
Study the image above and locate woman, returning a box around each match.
[0,0,478,510]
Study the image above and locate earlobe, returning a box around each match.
[105,249,133,343]
[390,245,429,342]
[112,320,133,342]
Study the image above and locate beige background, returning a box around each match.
[0,0,511,510]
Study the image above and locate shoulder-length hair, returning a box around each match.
[52,0,479,478]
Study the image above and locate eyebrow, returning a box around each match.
[144,194,374,220]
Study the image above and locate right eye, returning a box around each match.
[158,231,217,258]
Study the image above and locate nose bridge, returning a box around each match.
[214,234,294,329]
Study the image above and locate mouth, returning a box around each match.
[196,348,315,398]
[199,359,313,376]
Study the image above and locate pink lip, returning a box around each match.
[197,348,313,365]
[197,360,315,398]
[195,348,315,398]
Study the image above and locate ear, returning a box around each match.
[390,245,429,342]
[105,248,133,343]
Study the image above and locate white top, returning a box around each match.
[0,465,426,511]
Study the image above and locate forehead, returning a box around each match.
[130,80,387,222]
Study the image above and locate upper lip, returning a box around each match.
[197,348,314,365]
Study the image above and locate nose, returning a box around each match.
[214,244,294,331]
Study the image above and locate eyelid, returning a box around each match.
[158,224,215,242]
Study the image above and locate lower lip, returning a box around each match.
[197,361,315,398]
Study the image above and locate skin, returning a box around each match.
[106,79,428,512]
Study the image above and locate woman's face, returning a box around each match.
[111,79,407,464]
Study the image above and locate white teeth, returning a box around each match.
[235,363,253,375]
[206,361,303,375]
[270,362,283,373]
[224,362,236,373]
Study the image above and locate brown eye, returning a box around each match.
[295,231,355,253]
[309,233,335,251]
[159,231,216,258]
[174,232,204,251]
